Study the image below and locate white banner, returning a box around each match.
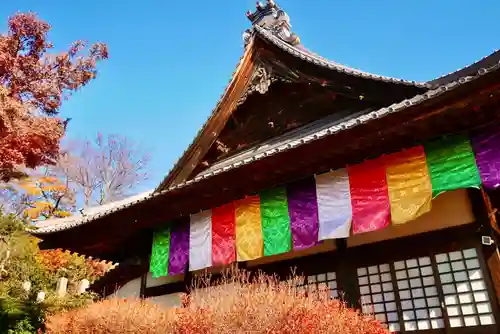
[189,210,212,271]
[315,169,352,240]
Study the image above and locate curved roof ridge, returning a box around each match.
[254,25,429,88]
[428,49,500,87]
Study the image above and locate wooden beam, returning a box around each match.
[481,187,500,235]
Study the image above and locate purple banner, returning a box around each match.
[287,177,319,250]
[168,221,190,275]
[471,128,500,189]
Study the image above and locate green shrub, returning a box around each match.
[0,214,95,333]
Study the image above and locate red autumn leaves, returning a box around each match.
[0,12,108,180]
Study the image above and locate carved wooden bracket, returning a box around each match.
[236,64,289,107]
[253,66,272,94]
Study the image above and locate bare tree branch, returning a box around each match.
[61,133,150,208]
[0,134,150,219]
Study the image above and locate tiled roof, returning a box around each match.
[197,108,373,176]
[30,56,500,235]
[32,191,153,233]
[254,26,429,88]
[428,49,500,87]
[155,29,428,193]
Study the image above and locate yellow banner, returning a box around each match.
[386,146,432,225]
[235,195,263,261]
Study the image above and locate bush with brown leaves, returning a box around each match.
[46,271,389,334]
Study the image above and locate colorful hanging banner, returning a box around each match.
[286,177,319,250]
[385,146,432,225]
[259,187,292,256]
[212,203,236,266]
[168,222,190,275]
[150,132,500,277]
[150,228,170,278]
[315,169,352,240]
[471,128,500,189]
[235,196,263,261]
[349,158,391,234]
[189,210,212,271]
[425,135,481,197]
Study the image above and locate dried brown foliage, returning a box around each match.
[46,271,389,334]
[0,12,108,179]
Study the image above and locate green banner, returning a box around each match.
[150,228,171,278]
[260,187,292,256]
[425,135,481,197]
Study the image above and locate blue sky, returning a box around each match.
[0,1,498,193]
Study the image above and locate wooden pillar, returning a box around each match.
[469,188,500,308]
[335,238,359,309]
[480,187,500,238]
[138,256,148,298]
[484,246,500,308]
[139,273,147,298]
[480,188,500,308]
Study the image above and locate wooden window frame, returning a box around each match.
[345,224,499,333]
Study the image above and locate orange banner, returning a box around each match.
[385,146,432,225]
[234,195,263,261]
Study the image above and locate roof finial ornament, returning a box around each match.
[244,0,300,46]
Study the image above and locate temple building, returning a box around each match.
[31,1,500,333]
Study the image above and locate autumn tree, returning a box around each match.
[18,168,75,220]
[0,165,75,221]
[0,12,108,180]
[0,134,150,220]
[37,249,110,281]
[0,214,103,333]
